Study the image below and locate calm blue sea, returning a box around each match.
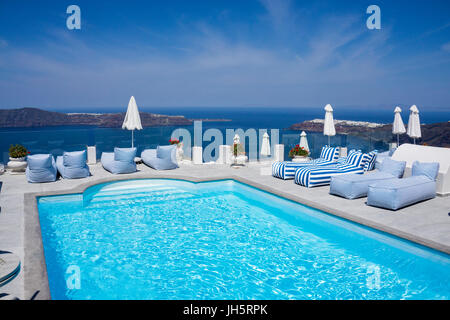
[143,106,449,128]
[0,107,448,164]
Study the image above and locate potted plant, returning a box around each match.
[9,144,29,161]
[7,144,29,173]
[231,142,246,166]
[289,145,309,160]
[233,143,245,157]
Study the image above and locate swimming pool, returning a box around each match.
[37,179,450,300]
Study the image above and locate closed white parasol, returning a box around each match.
[323,104,336,146]
[260,132,271,157]
[392,106,406,146]
[407,105,421,144]
[299,131,309,152]
[122,96,143,148]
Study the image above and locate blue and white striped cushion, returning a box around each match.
[272,158,336,180]
[344,151,365,167]
[319,146,340,162]
[294,163,365,188]
[341,149,360,162]
[272,145,339,180]
[363,150,378,171]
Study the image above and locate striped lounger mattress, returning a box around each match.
[294,150,375,187]
[294,163,365,187]
[272,146,340,180]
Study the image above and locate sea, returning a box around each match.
[0,107,448,164]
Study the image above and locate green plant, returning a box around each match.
[289,145,309,158]
[169,138,180,145]
[233,143,245,157]
[9,144,29,158]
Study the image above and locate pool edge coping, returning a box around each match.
[24,173,450,300]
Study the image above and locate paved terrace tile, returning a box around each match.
[0,161,449,299]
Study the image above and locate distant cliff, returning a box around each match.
[0,108,192,128]
[289,119,450,148]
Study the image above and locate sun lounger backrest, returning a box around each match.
[363,150,378,171]
[320,146,339,162]
[27,154,53,170]
[392,144,450,196]
[343,151,365,167]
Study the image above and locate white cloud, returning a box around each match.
[259,0,293,29]
[442,42,450,53]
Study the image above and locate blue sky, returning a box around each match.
[0,0,449,111]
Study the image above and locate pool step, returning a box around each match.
[84,189,201,207]
[84,187,232,210]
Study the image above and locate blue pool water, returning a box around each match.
[38,179,450,300]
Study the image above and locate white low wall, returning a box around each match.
[192,146,203,165]
[274,144,284,162]
[217,145,232,165]
[210,145,284,164]
[87,146,97,164]
[392,143,450,196]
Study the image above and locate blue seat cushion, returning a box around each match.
[144,155,178,170]
[26,154,57,183]
[330,171,396,199]
[379,157,406,178]
[141,149,178,170]
[27,154,53,170]
[102,152,136,174]
[157,145,176,160]
[63,150,87,168]
[374,151,390,170]
[367,176,436,210]
[57,156,90,179]
[412,161,439,181]
[114,147,136,162]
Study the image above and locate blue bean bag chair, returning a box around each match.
[367,161,439,210]
[101,147,137,174]
[141,145,178,170]
[26,154,57,183]
[330,172,398,199]
[56,150,90,179]
[329,158,406,199]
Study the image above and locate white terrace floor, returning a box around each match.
[1,161,449,299]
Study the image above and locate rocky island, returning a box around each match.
[289,119,450,148]
[0,107,193,128]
